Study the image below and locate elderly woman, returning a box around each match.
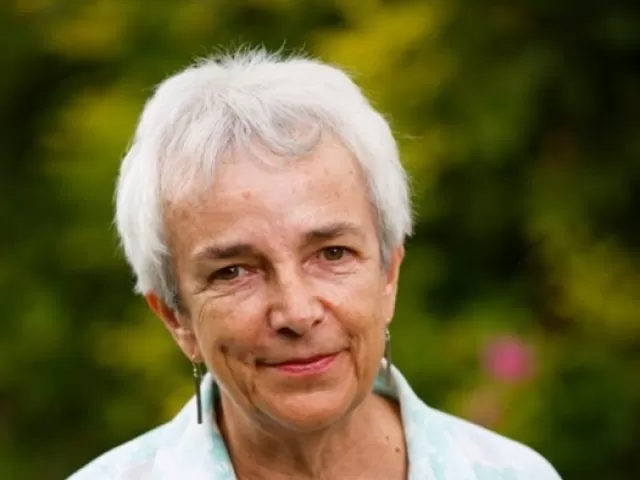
[70,50,560,480]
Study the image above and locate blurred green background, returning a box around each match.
[1,0,639,479]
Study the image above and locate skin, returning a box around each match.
[146,136,407,479]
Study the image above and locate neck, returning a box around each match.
[218,392,405,480]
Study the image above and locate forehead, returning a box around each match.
[164,136,377,250]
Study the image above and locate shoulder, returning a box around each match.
[426,408,561,479]
[66,424,170,480]
[389,367,561,479]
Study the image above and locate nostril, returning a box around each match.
[277,326,302,339]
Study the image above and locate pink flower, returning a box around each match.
[483,335,535,383]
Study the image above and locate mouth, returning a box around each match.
[261,353,340,376]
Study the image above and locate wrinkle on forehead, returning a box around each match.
[167,137,361,212]
[162,135,376,261]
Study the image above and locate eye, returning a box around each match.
[320,246,349,262]
[211,265,243,282]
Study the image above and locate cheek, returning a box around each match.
[192,294,266,365]
[324,271,387,330]
[346,317,386,389]
[192,298,267,405]
[322,272,387,374]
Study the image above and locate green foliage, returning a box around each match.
[1,1,638,478]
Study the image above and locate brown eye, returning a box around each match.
[211,266,242,282]
[321,247,346,262]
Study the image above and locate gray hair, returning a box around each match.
[115,49,412,309]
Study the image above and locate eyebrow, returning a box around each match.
[192,221,365,262]
[193,243,259,262]
[303,221,365,244]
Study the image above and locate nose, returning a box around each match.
[268,267,324,337]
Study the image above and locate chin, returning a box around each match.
[264,387,358,433]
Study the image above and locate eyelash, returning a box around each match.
[317,246,353,262]
[209,265,246,283]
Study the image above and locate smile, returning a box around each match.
[266,353,339,376]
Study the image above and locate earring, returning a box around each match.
[384,327,392,386]
[192,360,203,424]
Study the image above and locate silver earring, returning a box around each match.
[192,361,203,424]
[384,327,392,385]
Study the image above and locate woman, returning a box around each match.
[70,50,561,479]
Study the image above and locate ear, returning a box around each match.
[145,292,203,362]
[381,245,405,326]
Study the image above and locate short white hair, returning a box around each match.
[115,49,412,308]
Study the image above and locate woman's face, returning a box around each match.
[157,136,403,433]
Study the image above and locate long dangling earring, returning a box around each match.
[384,327,392,386]
[192,360,203,424]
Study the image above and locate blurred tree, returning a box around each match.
[1,0,638,479]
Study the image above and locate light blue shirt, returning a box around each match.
[69,365,561,479]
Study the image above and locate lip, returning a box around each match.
[268,353,339,376]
